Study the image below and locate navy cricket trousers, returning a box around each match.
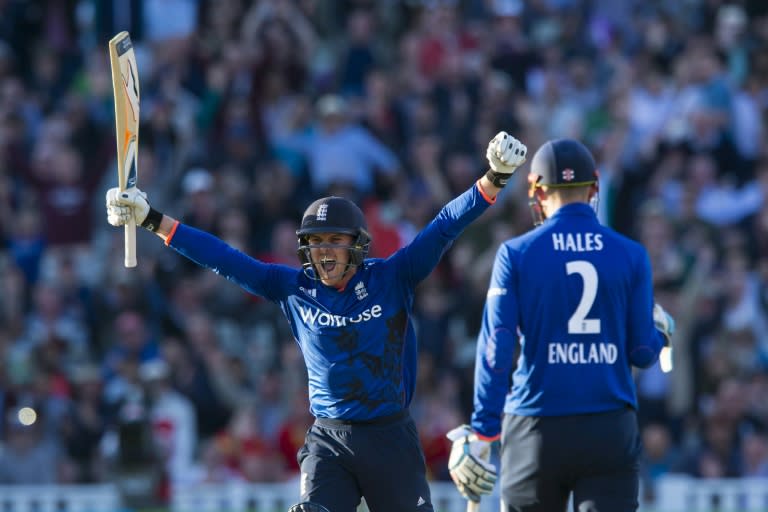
[500,407,642,512]
[297,410,434,512]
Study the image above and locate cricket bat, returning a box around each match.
[108,31,140,268]
[467,500,480,512]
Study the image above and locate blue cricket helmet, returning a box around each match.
[296,196,372,278]
[527,139,599,225]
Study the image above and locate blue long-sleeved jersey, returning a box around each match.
[167,183,493,420]
[471,203,667,438]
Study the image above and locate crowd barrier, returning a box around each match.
[655,475,768,512]
[0,485,119,512]
[170,477,768,512]
[171,480,494,512]
[1,477,767,511]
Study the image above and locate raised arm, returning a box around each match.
[391,132,527,286]
[105,188,294,301]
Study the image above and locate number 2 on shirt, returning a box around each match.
[566,260,601,334]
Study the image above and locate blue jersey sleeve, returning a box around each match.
[471,244,518,439]
[389,182,493,287]
[627,247,667,368]
[166,223,297,302]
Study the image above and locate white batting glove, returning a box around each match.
[446,425,497,503]
[485,131,527,188]
[653,303,675,345]
[106,187,150,227]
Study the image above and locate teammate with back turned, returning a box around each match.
[105,131,527,511]
[446,139,675,512]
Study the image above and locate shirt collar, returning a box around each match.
[549,202,596,220]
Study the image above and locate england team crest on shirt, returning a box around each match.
[317,204,328,221]
[354,281,368,300]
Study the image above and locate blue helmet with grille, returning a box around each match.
[296,196,372,279]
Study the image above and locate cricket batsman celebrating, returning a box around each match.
[106,131,527,511]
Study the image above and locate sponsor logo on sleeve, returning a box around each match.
[487,287,507,297]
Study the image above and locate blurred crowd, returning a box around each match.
[0,0,767,506]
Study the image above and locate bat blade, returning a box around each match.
[108,31,140,268]
[467,500,480,512]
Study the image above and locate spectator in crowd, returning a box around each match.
[102,311,160,405]
[60,364,112,483]
[138,359,197,484]
[274,94,402,200]
[741,430,768,477]
[0,409,62,484]
[639,422,682,502]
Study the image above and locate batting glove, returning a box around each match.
[653,303,675,345]
[485,131,527,188]
[106,187,163,232]
[446,425,497,503]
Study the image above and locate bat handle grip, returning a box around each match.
[467,500,480,512]
[124,218,137,267]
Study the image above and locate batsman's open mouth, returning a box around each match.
[320,259,337,273]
